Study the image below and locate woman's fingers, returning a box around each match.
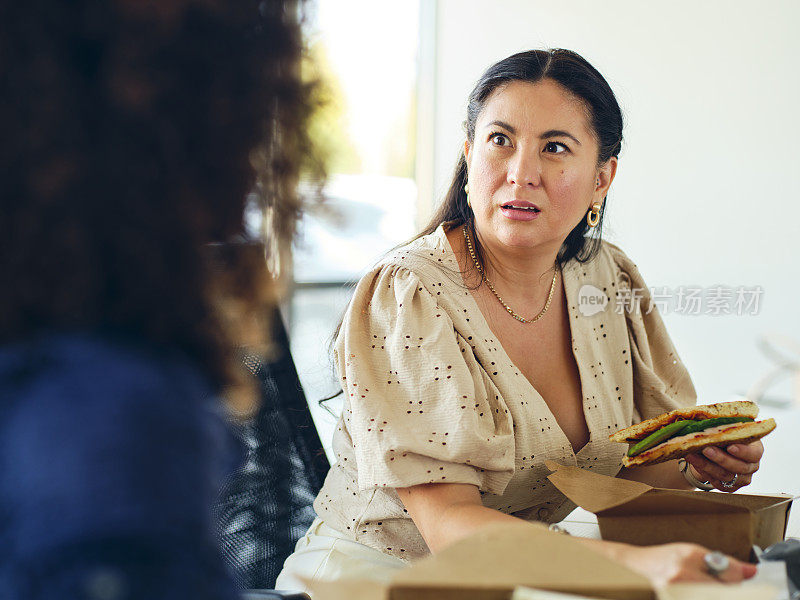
[701,446,759,475]
[727,440,764,463]
[685,453,753,492]
[685,453,736,482]
[710,475,751,492]
[713,554,758,584]
[672,544,756,584]
[630,543,757,587]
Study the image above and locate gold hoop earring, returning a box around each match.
[587,202,601,228]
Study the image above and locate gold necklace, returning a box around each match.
[462,225,558,324]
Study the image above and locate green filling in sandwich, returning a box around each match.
[627,417,754,458]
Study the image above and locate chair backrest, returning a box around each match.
[215,311,330,590]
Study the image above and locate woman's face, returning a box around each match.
[465,78,616,255]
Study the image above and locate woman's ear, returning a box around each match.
[463,140,472,170]
[595,156,618,200]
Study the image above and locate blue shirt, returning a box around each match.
[0,333,241,599]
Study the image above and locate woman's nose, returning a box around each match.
[507,149,541,187]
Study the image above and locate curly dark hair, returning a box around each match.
[0,0,319,392]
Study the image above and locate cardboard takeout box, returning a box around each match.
[306,463,792,599]
[306,522,784,599]
[546,461,794,561]
[308,522,656,599]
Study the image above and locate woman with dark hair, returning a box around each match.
[277,49,764,589]
[0,0,316,598]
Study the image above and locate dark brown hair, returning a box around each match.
[0,0,320,393]
[421,48,624,266]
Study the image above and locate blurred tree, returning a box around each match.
[383,85,416,179]
[303,42,362,175]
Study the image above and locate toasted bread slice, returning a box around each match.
[620,418,776,467]
[609,401,759,444]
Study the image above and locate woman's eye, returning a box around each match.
[490,133,510,147]
[544,141,568,154]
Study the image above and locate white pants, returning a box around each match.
[274,518,408,594]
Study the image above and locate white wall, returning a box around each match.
[423,0,800,404]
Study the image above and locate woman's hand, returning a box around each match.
[685,440,764,492]
[399,482,758,587]
[614,542,757,587]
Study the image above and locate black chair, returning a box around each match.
[215,311,330,596]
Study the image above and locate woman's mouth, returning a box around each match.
[500,202,541,221]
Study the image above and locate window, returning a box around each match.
[291,0,422,454]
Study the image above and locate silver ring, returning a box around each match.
[704,551,730,578]
[720,474,739,490]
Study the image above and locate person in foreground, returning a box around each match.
[0,1,314,598]
[276,49,764,591]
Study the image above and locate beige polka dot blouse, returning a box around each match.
[313,225,697,562]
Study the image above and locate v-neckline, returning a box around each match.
[435,225,594,461]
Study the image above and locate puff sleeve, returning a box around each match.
[334,264,515,495]
[608,244,697,422]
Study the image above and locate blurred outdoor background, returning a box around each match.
[287,0,800,498]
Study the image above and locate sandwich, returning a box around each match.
[610,401,776,467]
